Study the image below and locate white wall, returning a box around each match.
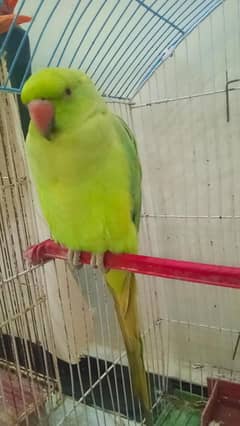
[131,0,240,380]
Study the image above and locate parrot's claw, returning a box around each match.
[90,254,109,273]
[67,249,83,269]
[24,241,49,265]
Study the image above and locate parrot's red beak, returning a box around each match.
[28,100,55,138]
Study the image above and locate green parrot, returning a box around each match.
[21,68,152,424]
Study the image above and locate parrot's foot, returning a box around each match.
[90,254,109,273]
[67,249,83,269]
[24,240,49,265]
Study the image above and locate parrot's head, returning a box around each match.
[21,67,106,140]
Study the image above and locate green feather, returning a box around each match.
[113,115,142,230]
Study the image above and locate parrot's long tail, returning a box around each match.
[105,269,152,426]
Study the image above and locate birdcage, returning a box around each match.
[0,0,240,425]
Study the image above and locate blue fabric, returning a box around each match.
[0,26,31,136]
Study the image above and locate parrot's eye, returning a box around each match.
[65,88,72,96]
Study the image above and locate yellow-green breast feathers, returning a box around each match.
[21,68,142,254]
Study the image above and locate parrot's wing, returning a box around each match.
[107,116,151,422]
[113,115,142,230]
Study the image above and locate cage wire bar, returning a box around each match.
[0,57,61,425]
[131,0,240,423]
[1,0,240,425]
[0,0,223,98]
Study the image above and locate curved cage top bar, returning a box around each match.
[0,0,223,98]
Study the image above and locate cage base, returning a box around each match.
[201,378,240,425]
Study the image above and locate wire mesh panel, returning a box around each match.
[0,0,223,97]
[0,58,61,425]
[130,0,239,421]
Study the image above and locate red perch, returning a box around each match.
[24,239,240,290]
